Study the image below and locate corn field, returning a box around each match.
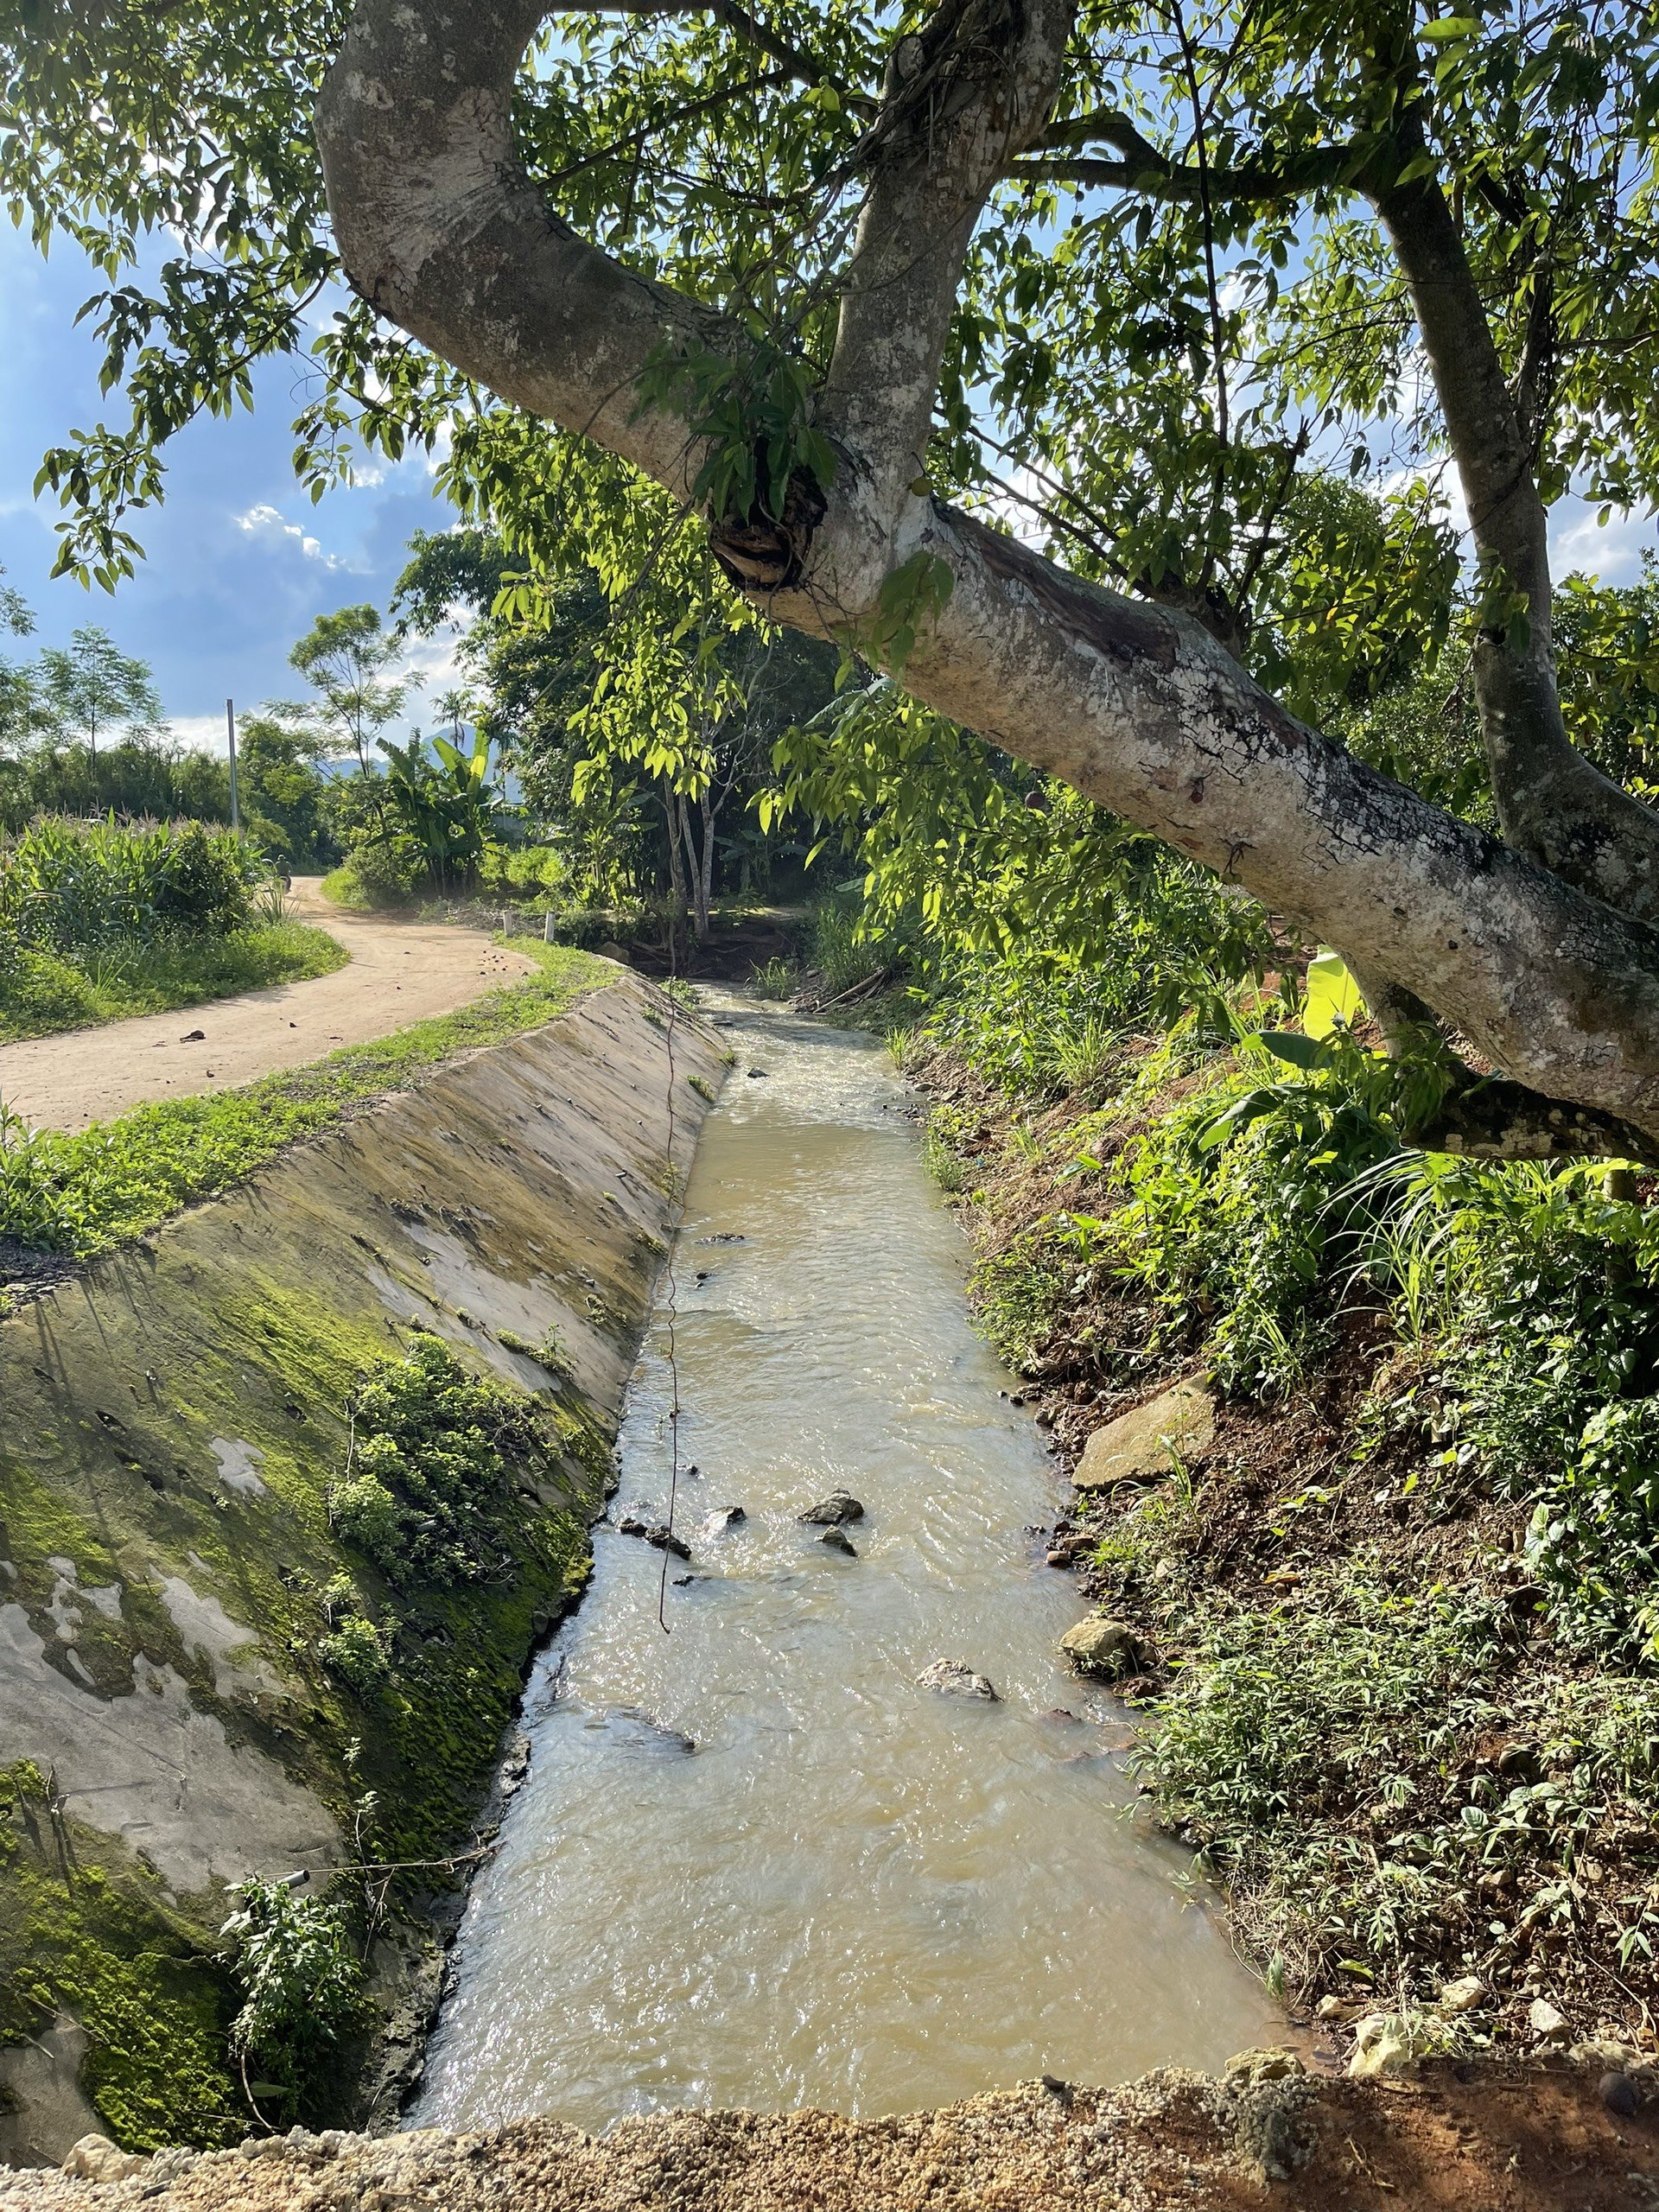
[0,816,265,956]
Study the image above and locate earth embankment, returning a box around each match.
[4,2060,1655,2210]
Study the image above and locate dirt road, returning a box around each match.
[0,882,533,1133]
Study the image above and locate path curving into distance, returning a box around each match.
[0,880,533,1133]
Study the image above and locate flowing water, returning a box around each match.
[414,1001,1276,2132]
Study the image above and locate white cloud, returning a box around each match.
[234,502,348,569]
[1550,501,1656,588]
[166,712,232,755]
[398,626,467,705]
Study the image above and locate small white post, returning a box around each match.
[226,698,240,833]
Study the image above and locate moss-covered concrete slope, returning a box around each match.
[0,977,723,2163]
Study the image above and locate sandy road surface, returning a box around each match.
[0,880,532,1133]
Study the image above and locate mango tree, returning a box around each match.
[9,1,1659,1150]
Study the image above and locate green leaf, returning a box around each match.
[1258,1030,1332,1071]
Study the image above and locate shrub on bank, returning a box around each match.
[221,1878,367,2107]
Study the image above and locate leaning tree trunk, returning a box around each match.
[315,0,1659,1153]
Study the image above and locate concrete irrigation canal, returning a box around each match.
[0,974,1653,2209]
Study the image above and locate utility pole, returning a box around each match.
[226,697,240,832]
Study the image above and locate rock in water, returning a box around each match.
[1058,1616,1143,1677]
[799,1489,864,1524]
[917,1659,998,1700]
[700,1504,747,1535]
[618,1516,691,1560]
[819,1527,857,1556]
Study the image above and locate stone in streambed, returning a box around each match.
[1072,1380,1214,1494]
[799,1489,863,1525]
[700,1504,747,1536]
[616,1515,690,1560]
[819,1528,857,1556]
[917,1659,998,1700]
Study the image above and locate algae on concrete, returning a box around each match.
[0,976,725,2159]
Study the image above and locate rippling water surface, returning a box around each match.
[413,1000,1275,2131]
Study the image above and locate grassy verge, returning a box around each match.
[911,1013,1659,2060]
[0,938,607,1261]
[0,923,347,1045]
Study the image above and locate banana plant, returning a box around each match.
[373,727,510,892]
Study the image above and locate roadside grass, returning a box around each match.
[0,938,607,1259]
[0,923,347,1044]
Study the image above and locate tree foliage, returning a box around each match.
[10,0,1659,1136]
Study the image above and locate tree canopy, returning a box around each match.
[7,1,1659,1146]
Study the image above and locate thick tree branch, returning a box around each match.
[317,0,1659,1146]
[1009,118,1362,203]
[820,0,1071,517]
[1370,117,1659,923]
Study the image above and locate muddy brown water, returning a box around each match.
[412,1001,1276,2133]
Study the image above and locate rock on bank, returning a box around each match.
[0,976,724,2163]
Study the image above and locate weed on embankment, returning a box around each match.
[0,938,606,1262]
[913,992,1659,2055]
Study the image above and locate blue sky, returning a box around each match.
[0,224,464,753]
[2,214,1656,761]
